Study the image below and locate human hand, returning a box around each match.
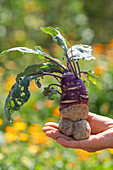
[42,112,113,152]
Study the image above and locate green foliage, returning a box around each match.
[41,27,70,52]
[43,85,58,100]
[83,71,102,89]
[4,76,30,123]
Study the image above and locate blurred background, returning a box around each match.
[0,0,113,169]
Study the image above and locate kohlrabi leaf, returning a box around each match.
[35,78,41,88]
[0,46,66,72]
[16,63,64,82]
[0,47,44,59]
[41,26,70,52]
[67,44,95,61]
[4,76,31,123]
[81,77,89,87]
[83,71,102,89]
[42,85,57,100]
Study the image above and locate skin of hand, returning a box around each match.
[42,112,113,152]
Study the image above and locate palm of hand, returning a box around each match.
[43,113,113,152]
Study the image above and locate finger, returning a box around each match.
[56,137,82,149]
[42,126,59,133]
[44,122,59,129]
[45,130,73,141]
[56,135,98,150]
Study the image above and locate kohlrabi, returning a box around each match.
[0,27,102,140]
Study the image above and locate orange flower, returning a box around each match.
[0,118,3,125]
[18,133,29,141]
[4,132,17,142]
[108,149,113,154]
[3,74,16,93]
[29,124,41,133]
[5,126,19,133]
[94,65,103,75]
[28,145,40,154]
[93,43,104,54]
[13,122,27,131]
[76,149,92,161]
[45,118,55,123]
[52,106,60,117]
[29,80,39,91]
[44,99,55,108]
[31,132,48,144]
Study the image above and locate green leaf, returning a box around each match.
[0,47,45,59]
[42,85,57,100]
[83,71,102,89]
[41,26,70,52]
[35,78,41,88]
[16,63,64,82]
[81,77,89,87]
[4,76,31,123]
[0,46,66,72]
[67,44,95,61]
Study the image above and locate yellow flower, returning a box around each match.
[44,99,55,108]
[94,65,104,75]
[18,133,29,141]
[5,126,19,133]
[45,118,55,123]
[13,122,27,131]
[52,106,60,117]
[29,80,39,91]
[3,74,16,93]
[0,118,3,125]
[76,149,92,161]
[28,145,40,154]
[4,132,17,142]
[31,132,48,144]
[29,124,41,133]
[108,149,113,154]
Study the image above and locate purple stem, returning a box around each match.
[56,90,61,95]
[71,47,77,74]
[76,61,81,77]
[28,72,63,79]
[44,55,68,72]
[50,83,61,87]
[66,52,78,78]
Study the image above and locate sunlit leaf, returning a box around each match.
[83,71,102,89]
[0,46,66,72]
[41,26,70,52]
[67,44,95,61]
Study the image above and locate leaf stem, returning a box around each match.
[66,52,78,78]
[50,83,61,87]
[44,55,68,72]
[71,47,77,74]
[28,72,63,79]
[76,61,81,77]
[56,90,61,95]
